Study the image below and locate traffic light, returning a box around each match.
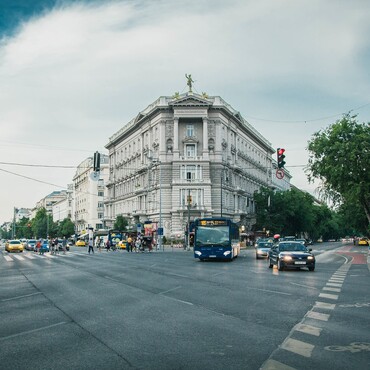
[93,151,101,172]
[277,148,286,168]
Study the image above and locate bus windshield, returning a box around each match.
[195,226,230,246]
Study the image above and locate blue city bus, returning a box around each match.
[193,218,240,261]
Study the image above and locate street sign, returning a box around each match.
[158,227,163,236]
[90,171,100,181]
[276,169,285,179]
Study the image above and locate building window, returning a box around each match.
[180,189,203,206]
[98,213,104,219]
[98,191,104,197]
[185,144,196,158]
[180,165,202,181]
[186,124,194,137]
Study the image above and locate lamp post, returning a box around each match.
[187,189,191,250]
[158,161,163,251]
[221,169,229,218]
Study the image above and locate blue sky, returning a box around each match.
[0,0,369,222]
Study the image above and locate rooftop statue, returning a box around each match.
[185,74,194,92]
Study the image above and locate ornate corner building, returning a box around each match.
[104,92,276,237]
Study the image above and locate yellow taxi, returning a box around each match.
[5,239,24,253]
[118,240,127,249]
[75,239,86,247]
[358,237,369,246]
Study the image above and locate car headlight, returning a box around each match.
[307,256,314,260]
[195,251,202,256]
[223,251,231,256]
[282,255,292,261]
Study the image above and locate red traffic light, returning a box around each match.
[277,148,286,168]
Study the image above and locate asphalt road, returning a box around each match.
[0,242,369,370]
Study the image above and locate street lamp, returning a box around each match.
[220,169,228,217]
[187,190,191,250]
[147,150,163,251]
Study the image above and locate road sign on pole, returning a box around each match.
[276,169,285,179]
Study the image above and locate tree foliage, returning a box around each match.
[254,187,341,240]
[306,114,370,224]
[114,215,129,231]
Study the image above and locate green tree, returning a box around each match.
[31,208,59,238]
[114,215,129,231]
[58,218,75,238]
[306,114,370,224]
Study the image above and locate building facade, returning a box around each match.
[72,154,109,233]
[104,92,277,237]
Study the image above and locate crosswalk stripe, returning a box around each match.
[314,301,335,310]
[4,255,13,262]
[319,292,338,300]
[295,323,322,337]
[280,338,314,358]
[323,287,341,292]
[12,255,25,261]
[261,359,296,370]
[306,311,330,321]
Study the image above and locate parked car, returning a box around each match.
[358,237,369,246]
[255,241,273,259]
[268,241,315,271]
[26,239,37,251]
[5,240,24,253]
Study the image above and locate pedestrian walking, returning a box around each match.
[135,238,141,253]
[88,237,94,254]
[127,235,133,252]
[98,237,103,252]
[106,239,111,252]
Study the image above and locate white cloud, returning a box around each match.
[0,0,369,221]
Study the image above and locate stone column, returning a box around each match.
[173,117,179,160]
[202,117,209,159]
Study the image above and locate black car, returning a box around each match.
[268,241,315,271]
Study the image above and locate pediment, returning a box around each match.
[169,94,212,108]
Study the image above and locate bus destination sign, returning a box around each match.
[200,220,228,226]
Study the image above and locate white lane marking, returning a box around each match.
[12,255,25,261]
[161,295,193,306]
[23,253,35,259]
[0,321,67,341]
[44,253,56,258]
[323,287,341,292]
[295,323,322,337]
[306,311,330,321]
[319,293,339,300]
[261,359,296,370]
[314,301,336,310]
[280,338,314,358]
[3,255,13,262]
[290,282,318,290]
[328,279,344,283]
[326,282,342,287]
[158,286,182,295]
[1,292,42,302]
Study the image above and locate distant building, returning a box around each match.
[52,184,73,222]
[104,92,280,236]
[34,191,68,215]
[72,154,109,234]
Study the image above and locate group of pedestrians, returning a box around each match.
[35,236,68,255]
[126,234,155,253]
